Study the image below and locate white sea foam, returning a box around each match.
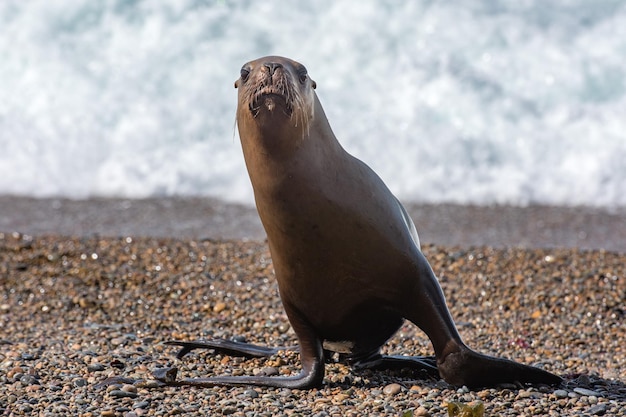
[1,1,625,207]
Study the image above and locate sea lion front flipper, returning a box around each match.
[154,309,326,389]
[164,339,297,359]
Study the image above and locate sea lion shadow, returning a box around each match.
[561,373,626,402]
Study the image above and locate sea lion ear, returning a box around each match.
[311,79,316,89]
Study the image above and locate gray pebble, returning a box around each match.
[574,387,602,397]
[259,366,278,376]
[553,389,568,398]
[87,363,105,372]
[111,337,126,346]
[279,388,292,397]
[110,389,139,399]
[133,401,150,409]
[243,389,259,399]
[588,403,607,416]
[20,374,39,386]
[73,378,88,387]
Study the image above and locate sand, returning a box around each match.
[0,197,625,416]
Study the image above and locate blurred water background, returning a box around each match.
[1,1,625,208]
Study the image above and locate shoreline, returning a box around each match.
[1,196,625,253]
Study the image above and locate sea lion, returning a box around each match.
[161,56,561,389]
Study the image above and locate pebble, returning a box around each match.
[213,302,227,313]
[414,406,431,416]
[587,403,607,416]
[259,366,279,376]
[573,387,602,397]
[88,363,106,372]
[20,374,39,386]
[73,378,88,387]
[243,389,259,398]
[133,401,150,409]
[383,383,402,395]
[122,384,138,393]
[110,390,139,399]
[0,235,624,416]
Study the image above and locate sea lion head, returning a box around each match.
[235,56,317,135]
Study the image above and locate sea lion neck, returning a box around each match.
[238,93,343,185]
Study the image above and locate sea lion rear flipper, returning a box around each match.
[437,349,562,388]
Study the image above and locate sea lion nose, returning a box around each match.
[264,62,282,76]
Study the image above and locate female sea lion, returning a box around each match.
[162,56,561,389]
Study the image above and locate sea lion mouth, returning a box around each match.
[250,86,293,118]
[238,59,312,132]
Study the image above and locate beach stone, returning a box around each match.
[110,389,139,399]
[7,366,23,378]
[20,374,39,386]
[133,401,150,409]
[111,337,126,346]
[243,389,259,399]
[213,302,227,313]
[588,403,607,415]
[259,366,278,376]
[575,374,592,386]
[121,384,137,393]
[553,389,568,398]
[574,387,602,397]
[383,383,402,395]
[88,363,106,372]
[414,406,431,416]
[74,378,88,387]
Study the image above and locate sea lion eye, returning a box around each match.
[298,70,308,84]
[240,67,250,82]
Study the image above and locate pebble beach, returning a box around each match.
[1,199,625,416]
